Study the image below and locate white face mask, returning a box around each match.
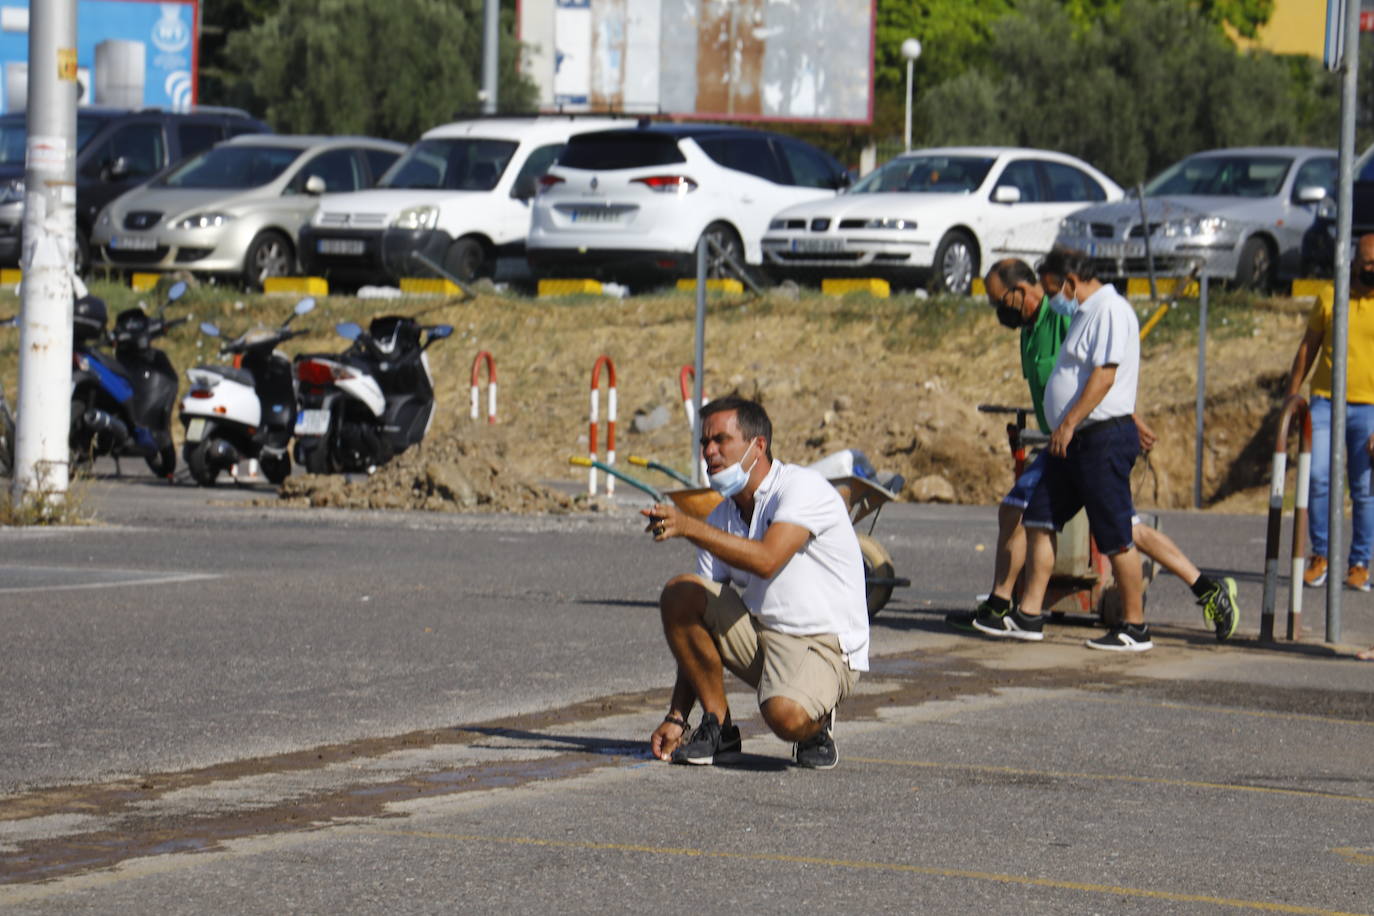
[708,438,760,497]
[1048,290,1078,317]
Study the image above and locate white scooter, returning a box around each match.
[180,296,316,486]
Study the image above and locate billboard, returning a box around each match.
[0,0,198,113]
[518,0,874,124]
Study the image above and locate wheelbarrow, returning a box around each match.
[977,405,1155,624]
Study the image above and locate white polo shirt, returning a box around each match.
[696,461,869,670]
[1043,283,1140,430]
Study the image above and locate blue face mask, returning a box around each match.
[709,439,760,498]
[1048,290,1078,317]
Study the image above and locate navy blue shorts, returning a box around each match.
[1022,416,1140,555]
[1002,449,1047,509]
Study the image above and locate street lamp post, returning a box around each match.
[902,37,922,152]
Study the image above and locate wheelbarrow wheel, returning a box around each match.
[858,533,895,620]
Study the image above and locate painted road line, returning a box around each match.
[0,565,218,595]
[360,828,1369,916]
[1072,694,1374,730]
[848,757,1374,805]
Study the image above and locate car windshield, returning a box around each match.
[849,155,995,194]
[158,144,303,189]
[1144,154,1292,198]
[0,114,111,167]
[378,138,517,190]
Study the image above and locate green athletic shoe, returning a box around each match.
[1198,577,1239,642]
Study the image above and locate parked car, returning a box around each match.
[298,116,625,289]
[91,133,404,289]
[1056,146,1337,290]
[525,123,851,287]
[760,146,1123,295]
[0,106,270,274]
[1300,144,1374,277]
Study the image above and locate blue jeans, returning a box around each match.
[1308,396,1374,567]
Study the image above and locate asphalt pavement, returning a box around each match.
[2,469,1373,914]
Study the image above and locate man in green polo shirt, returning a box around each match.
[949,255,1239,641]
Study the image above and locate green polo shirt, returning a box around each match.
[1020,298,1071,434]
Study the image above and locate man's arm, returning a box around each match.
[1049,364,1117,456]
[1286,325,1324,398]
[650,670,699,761]
[645,504,812,579]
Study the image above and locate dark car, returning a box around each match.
[0,106,271,273]
[1302,145,1374,277]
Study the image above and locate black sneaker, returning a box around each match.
[1085,623,1153,652]
[794,710,838,770]
[1197,577,1239,642]
[944,609,978,631]
[972,606,1045,641]
[671,712,742,765]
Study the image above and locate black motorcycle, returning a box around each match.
[70,281,189,478]
[292,314,453,474]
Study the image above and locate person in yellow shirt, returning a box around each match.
[1286,234,1374,592]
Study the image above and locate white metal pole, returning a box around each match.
[481,0,499,114]
[13,0,77,512]
[903,58,912,152]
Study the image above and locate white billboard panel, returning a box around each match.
[519,0,874,124]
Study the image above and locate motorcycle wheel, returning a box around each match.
[0,401,13,477]
[185,440,218,487]
[858,533,896,620]
[146,442,176,480]
[69,395,95,469]
[261,452,291,485]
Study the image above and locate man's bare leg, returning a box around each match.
[658,575,729,721]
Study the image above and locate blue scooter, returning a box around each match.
[70,281,189,478]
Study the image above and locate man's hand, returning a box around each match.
[1133,414,1157,452]
[642,503,686,542]
[1366,432,1374,458]
[1049,420,1075,457]
[650,719,686,761]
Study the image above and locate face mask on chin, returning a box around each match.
[1048,291,1078,317]
[708,439,760,497]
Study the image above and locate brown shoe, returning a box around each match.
[1345,565,1371,592]
[1303,555,1328,588]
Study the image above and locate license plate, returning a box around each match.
[1090,241,1146,259]
[184,417,207,443]
[791,238,845,253]
[111,235,157,251]
[294,408,331,436]
[569,207,622,223]
[317,238,366,255]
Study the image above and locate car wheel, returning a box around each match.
[699,222,744,280]
[242,230,293,291]
[1236,236,1274,292]
[443,236,488,283]
[932,230,977,296]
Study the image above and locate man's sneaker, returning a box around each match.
[972,606,1045,641]
[1085,623,1153,652]
[671,712,742,766]
[1345,565,1372,592]
[794,710,838,770]
[1303,555,1328,588]
[1198,576,1239,642]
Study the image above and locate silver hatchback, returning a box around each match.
[92,134,404,289]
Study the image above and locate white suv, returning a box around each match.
[298,116,624,288]
[526,124,850,286]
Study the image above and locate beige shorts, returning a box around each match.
[697,576,858,721]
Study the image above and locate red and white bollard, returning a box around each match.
[680,365,697,429]
[470,350,497,424]
[589,355,617,495]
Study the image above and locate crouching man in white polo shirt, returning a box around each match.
[642,397,869,769]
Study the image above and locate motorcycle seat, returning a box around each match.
[200,364,255,387]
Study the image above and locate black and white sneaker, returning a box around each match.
[671,712,742,765]
[1085,623,1153,652]
[794,710,838,770]
[972,606,1045,641]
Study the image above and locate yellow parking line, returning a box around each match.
[849,757,1374,805]
[362,828,1367,915]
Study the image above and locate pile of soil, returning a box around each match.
[258,286,1313,516]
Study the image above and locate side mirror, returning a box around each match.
[304,175,327,195]
[992,185,1021,204]
[107,156,130,180]
[294,296,317,317]
[166,280,188,303]
[199,321,221,337]
[428,324,454,340]
[336,321,362,341]
[1295,185,1328,204]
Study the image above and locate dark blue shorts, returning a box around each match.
[1022,416,1140,555]
[1002,449,1047,509]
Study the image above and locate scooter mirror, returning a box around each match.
[294,297,317,317]
[428,324,454,340]
[166,281,188,303]
[199,322,221,337]
[336,321,362,341]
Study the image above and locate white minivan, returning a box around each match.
[298,116,624,288]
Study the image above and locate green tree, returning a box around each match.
[219,0,538,140]
[916,0,1334,184]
